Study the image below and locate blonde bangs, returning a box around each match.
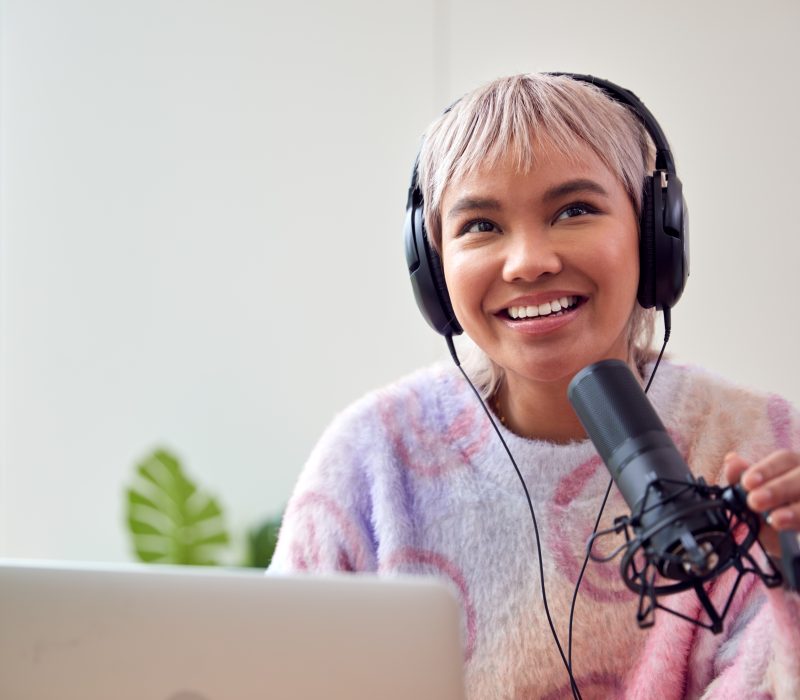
[418,74,653,252]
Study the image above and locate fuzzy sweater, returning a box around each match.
[269,361,800,699]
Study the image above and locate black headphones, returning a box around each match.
[403,73,689,337]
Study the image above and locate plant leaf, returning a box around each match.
[125,448,230,566]
[244,513,283,568]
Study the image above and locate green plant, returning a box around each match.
[244,515,282,568]
[125,447,283,568]
[126,449,231,565]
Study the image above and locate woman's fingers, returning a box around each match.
[722,452,750,486]
[741,450,800,529]
[740,449,799,490]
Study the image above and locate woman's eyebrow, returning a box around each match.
[542,178,609,202]
[446,196,502,220]
[446,180,609,220]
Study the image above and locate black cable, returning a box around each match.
[445,334,584,700]
[565,307,672,682]
[565,474,614,693]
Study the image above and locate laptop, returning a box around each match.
[0,560,466,700]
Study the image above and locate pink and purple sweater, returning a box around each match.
[269,360,800,699]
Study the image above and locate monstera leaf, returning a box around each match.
[126,449,230,565]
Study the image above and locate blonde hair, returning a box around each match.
[416,73,658,396]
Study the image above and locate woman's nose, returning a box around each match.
[501,230,563,282]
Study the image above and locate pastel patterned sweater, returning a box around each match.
[269,360,800,699]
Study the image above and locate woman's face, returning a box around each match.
[439,139,640,389]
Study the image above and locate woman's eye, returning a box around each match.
[555,203,596,221]
[462,220,498,234]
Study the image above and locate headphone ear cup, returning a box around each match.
[637,176,657,309]
[424,234,461,331]
[405,193,463,336]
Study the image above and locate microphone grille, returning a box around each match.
[568,360,666,461]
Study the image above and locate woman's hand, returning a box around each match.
[723,450,800,558]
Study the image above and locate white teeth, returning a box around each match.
[507,296,578,320]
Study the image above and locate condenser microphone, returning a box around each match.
[568,359,731,579]
[567,359,782,633]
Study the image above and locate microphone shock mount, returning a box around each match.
[588,478,783,634]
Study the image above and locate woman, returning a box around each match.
[270,74,800,699]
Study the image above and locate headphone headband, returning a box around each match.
[548,73,676,173]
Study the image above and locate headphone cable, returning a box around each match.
[445,334,584,700]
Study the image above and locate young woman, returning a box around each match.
[269,73,800,699]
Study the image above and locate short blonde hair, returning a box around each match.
[416,73,658,395]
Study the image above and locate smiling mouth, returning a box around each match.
[503,295,586,320]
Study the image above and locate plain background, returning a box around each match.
[2,0,799,562]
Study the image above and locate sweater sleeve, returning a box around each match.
[268,398,381,575]
[626,375,800,699]
[623,563,800,699]
[697,391,800,699]
[697,583,800,699]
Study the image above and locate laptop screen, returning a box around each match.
[0,560,466,700]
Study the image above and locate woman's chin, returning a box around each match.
[502,359,586,389]
[498,349,631,390]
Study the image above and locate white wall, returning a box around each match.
[2,0,799,562]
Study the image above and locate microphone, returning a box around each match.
[567,359,783,633]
